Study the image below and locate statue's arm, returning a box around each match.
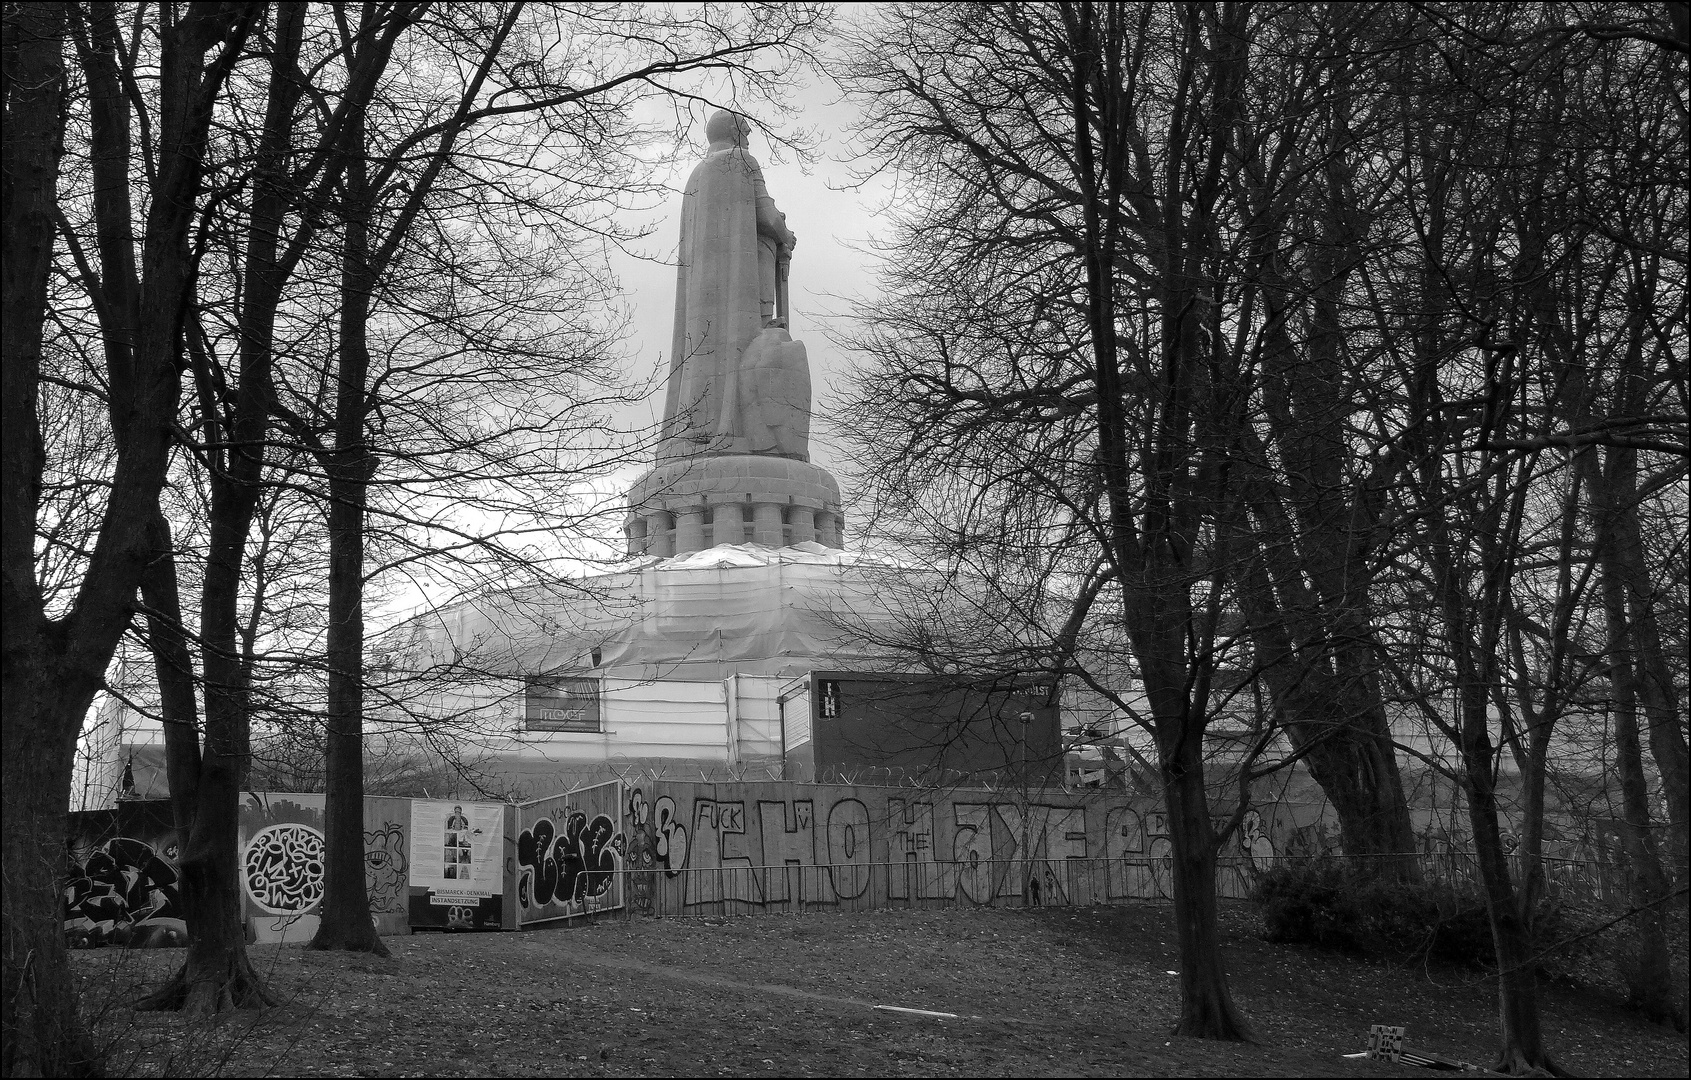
[750,162,796,250]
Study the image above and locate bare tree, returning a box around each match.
[1356,1,1686,1061]
[834,0,1432,1039]
[3,0,259,1067]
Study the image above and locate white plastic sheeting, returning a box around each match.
[388,543,918,683]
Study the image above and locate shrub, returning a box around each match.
[1249,858,1504,967]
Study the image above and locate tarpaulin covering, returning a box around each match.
[388,543,920,682]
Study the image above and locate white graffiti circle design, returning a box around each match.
[242,823,326,914]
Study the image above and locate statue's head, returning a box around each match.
[706,109,751,150]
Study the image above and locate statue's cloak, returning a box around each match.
[660,145,773,458]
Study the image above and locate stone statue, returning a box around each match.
[659,110,808,461]
[733,319,811,458]
[625,109,843,556]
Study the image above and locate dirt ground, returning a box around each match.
[73,903,1688,1077]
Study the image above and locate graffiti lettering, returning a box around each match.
[825,799,872,899]
[756,800,818,903]
[627,788,656,914]
[242,823,326,915]
[687,799,761,906]
[951,805,992,903]
[888,799,947,900]
[654,794,688,876]
[517,812,620,909]
[515,784,624,924]
[64,837,185,948]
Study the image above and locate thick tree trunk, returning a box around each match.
[137,517,275,1015]
[1241,575,1418,866]
[1,5,102,1074]
[1604,469,1690,884]
[1457,685,1565,1075]
[1598,524,1685,1029]
[136,800,272,1014]
[141,496,276,1011]
[310,466,387,953]
[2,673,103,1078]
[311,118,385,954]
[1234,429,1418,867]
[143,2,303,1014]
[1159,711,1252,1041]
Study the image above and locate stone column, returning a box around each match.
[789,506,817,545]
[814,511,837,550]
[752,502,785,546]
[644,512,674,557]
[626,516,648,556]
[712,500,748,546]
[674,505,705,554]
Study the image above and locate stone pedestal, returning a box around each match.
[674,506,706,553]
[625,454,844,557]
[752,502,785,546]
[645,512,674,557]
[710,499,748,546]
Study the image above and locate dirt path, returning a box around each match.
[73,904,1688,1077]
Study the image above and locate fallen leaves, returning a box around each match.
[66,904,1690,1078]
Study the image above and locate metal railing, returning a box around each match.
[594,852,1630,920]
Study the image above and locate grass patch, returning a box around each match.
[73,903,1688,1077]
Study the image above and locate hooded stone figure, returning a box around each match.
[659,110,802,460]
[734,319,811,459]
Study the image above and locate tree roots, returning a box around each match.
[135,954,277,1017]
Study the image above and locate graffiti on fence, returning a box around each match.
[364,819,409,915]
[518,814,619,906]
[243,822,327,914]
[627,788,656,914]
[888,799,1087,904]
[650,786,1109,910]
[516,782,623,923]
[238,793,329,941]
[654,794,688,875]
[678,795,876,907]
[64,837,186,948]
[1239,810,1276,871]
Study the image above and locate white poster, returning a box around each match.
[409,800,503,898]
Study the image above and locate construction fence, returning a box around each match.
[64,781,1631,946]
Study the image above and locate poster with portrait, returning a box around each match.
[409,800,502,896]
[408,799,506,930]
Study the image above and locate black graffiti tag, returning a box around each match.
[518,813,620,909]
[518,817,559,904]
[570,813,619,901]
[654,795,688,876]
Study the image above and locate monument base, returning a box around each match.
[624,454,844,555]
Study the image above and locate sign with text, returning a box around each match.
[525,676,601,732]
[408,800,503,897]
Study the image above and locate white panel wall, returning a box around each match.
[733,675,785,760]
[508,677,730,762]
[603,678,729,759]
